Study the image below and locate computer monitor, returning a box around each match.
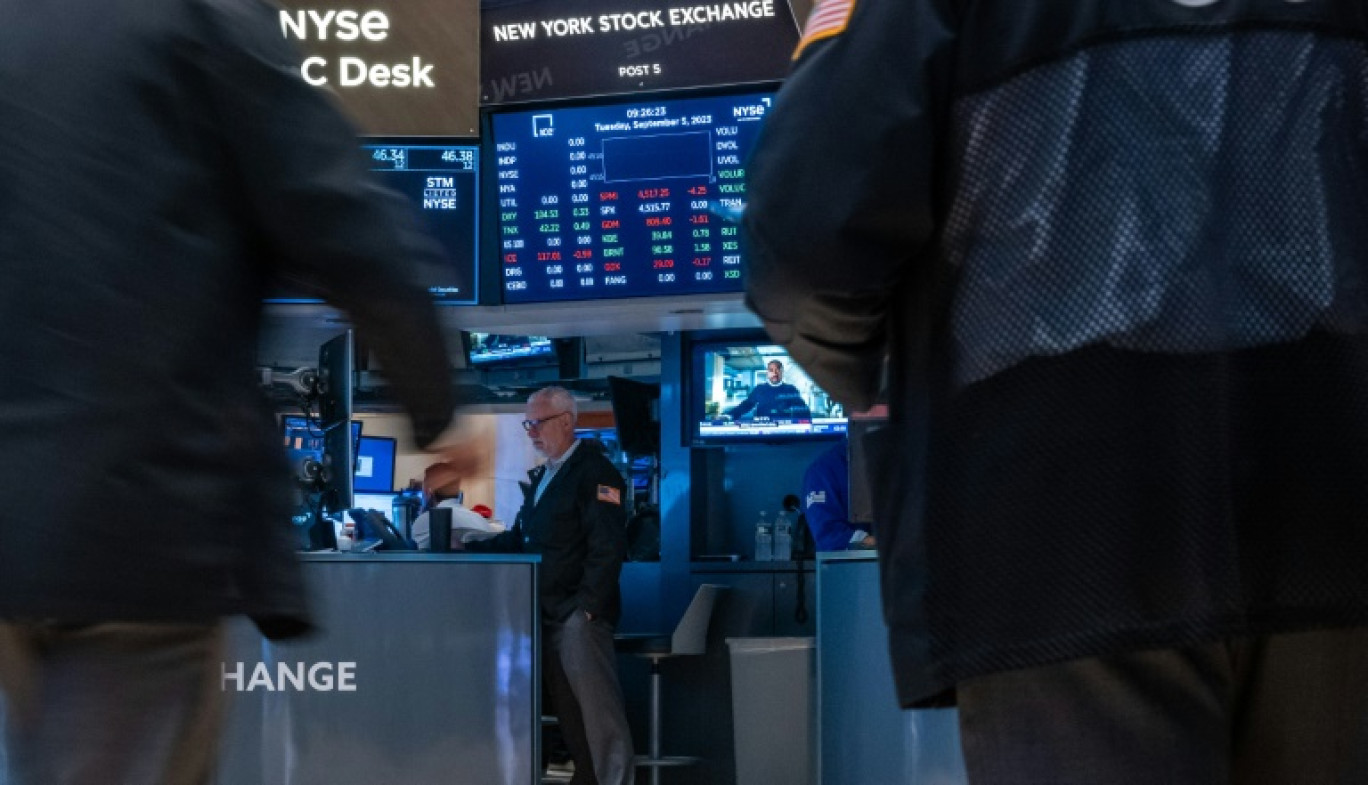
[486,89,777,304]
[353,492,398,513]
[608,376,660,456]
[266,140,480,304]
[314,332,355,548]
[355,435,397,494]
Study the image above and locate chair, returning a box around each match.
[615,584,726,785]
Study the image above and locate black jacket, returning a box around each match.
[468,441,628,625]
[746,0,1368,706]
[0,0,455,633]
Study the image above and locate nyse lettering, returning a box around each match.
[280,9,389,41]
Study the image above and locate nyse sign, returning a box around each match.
[481,0,801,105]
[277,2,478,135]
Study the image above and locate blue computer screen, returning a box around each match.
[489,89,775,303]
[355,435,397,494]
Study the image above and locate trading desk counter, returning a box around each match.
[216,553,539,785]
[817,551,967,785]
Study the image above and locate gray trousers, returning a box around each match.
[0,620,226,785]
[957,626,1368,785]
[544,611,635,785]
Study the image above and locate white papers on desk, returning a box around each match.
[412,501,506,550]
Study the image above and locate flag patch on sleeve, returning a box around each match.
[793,0,856,60]
[597,485,621,505]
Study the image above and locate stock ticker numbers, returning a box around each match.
[363,144,478,302]
[491,91,772,303]
[270,143,479,303]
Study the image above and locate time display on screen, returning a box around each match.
[490,91,774,304]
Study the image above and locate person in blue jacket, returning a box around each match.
[726,359,812,421]
[801,439,873,551]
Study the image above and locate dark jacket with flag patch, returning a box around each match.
[745,0,1368,707]
[468,440,628,624]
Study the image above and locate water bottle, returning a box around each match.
[773,510,793,562]
[392,490,421,545]
[754,511,773,562]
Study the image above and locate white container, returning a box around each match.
[726,637,815,785]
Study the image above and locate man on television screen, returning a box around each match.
[726,359,812,421]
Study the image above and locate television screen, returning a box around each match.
[689,338,847,444]
[268,140,479,304]
[489,89,776,303]
[464,332,555,366]
[355,435,398,494]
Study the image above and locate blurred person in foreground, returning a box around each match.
[743,1,1368,783]
[0,0,466,782]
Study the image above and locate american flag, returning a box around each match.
[597,484,621,505]
[794,0,856,60]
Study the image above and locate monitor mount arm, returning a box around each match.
[259,366,321,400]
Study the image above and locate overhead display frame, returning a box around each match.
[480,0,803,105]
[478,0,803,305]
[488,87,776,304]
[267,138,481,304]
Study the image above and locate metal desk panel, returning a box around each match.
[216,553,539,785]
[816,552,967,785]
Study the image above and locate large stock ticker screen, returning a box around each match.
[490,90,774,304]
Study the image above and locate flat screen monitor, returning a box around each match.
[608,376,660,456]
[318,332,355,519]
[355,435,397,494]
[267,139,479,304]
[489,88,776,303]
[353,492,399,513]
[689,337,847,445]
[463,332,555,366]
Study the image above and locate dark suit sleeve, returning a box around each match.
[196,0,455,446]
[742,0,959,410]
[782,385,812,419]
[574,463,628,618]
[727,389,759,419]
